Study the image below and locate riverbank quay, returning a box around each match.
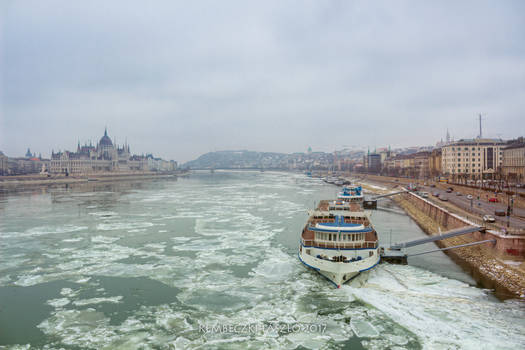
[0,171,189,188]
[354,177,525,299]
[352,173,525,234]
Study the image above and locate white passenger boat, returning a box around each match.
[337,185,364,203]
[299,200,380,288]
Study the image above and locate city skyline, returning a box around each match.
[0,124,510,162]
[2,1,525,162]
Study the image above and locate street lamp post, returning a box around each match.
[506,193,511,228]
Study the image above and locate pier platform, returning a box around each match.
[380,248,408,264]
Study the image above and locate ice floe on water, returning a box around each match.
[96,221,155,231]
[47,297,71,308]
[75,276,91,283]
[2,225,88,239]
[345,264,525,349]
[72,296,123,306]
[90,235,121,244]
[88,211,119,217]
[62,237,84,243]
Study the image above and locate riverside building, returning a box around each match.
[502,140,525,183]
[49,129,175,175]
[441,138,505,180]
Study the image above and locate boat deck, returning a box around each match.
[301,227,377,249]
[301,200,378,249]
[318,200,362,212]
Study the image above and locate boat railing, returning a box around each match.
[301,238,377,249]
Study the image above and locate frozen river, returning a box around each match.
[1,171,524,349]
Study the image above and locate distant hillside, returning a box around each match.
[184,150,288,169]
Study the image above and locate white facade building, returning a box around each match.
[441,138,505,179]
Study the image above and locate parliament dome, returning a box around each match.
[99,128,113,147]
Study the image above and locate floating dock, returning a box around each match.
[379,248,407,264]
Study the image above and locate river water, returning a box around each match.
[0,171,524,349]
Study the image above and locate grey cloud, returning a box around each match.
[1,0,524,161]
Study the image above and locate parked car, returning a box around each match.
[456,192,462,196]
[433,192,440,197]
[467,195,473,200]
[447,187,454,191]
[489,197,499,203]
[483,215,496,223]
[446,189,453,193]
[439,196,448,201]
[430,184,436,188]
[421,192,429,198]
[495,209,506,216]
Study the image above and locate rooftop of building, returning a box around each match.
[503,142,525,150]
[445,138,505,146]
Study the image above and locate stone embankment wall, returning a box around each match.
[394,192,525,298]
[402,192,525,258]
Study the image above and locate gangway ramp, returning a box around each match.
[407,239,496,257]
[364,190,409,209]
[390,226,483,249]
[370,190,408,200]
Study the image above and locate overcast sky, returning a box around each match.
[1,0,524,162]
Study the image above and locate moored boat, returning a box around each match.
[337,185,364,203]
[298,199,380,287]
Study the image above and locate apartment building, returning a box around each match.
[441,138,505,179]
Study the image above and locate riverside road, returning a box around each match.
[417,184,525,231]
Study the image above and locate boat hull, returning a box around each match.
[299,246,380,287]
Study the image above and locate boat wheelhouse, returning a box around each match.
[337,185,364,203]
[299,200,379,287]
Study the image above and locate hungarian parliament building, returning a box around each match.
[49,129,176,175]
